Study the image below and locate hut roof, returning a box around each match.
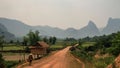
[29,41,49,48]
[37,41,49,48]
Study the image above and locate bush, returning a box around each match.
[25,46,30,53]
[71,50,93,62]
[107,47,120,56]
[5,61,19,68]
[0,54,5,68]
[94,56,115,68]
[94,61,107,68]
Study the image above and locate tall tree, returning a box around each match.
[52,37,57,44]
[110,32,120,56]
[0,36,4,51]
[34,30,40,43]
[0,54,5,68]
[27,30,40,45]
[16,40,20,45]
[49,37,53,45]
[43,37,48,43]
[23,36,28,46]
[48,36,57,45]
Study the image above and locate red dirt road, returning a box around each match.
[17,46,84,68]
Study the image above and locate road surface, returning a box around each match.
[17,46,84,68]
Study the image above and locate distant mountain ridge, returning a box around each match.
[76,21,100,38]
[0,18,33,37]
[102,17,120,35]
[0,17,120,39]
[0,23,15,41]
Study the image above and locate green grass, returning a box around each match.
[82,42,96,47]
[5,61,19,68]
[50,45,64,49]
[93,56,115,68]
[49,44,64,51]
[2,45,25,51]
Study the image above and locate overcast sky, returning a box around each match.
[0,0,120,29]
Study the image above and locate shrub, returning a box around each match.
[94,56,115,68]
[94,61,107,68]
[5,61,19,68]
[0,54,5,68]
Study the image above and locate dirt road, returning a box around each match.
[18,46,84,68]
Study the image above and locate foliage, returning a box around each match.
[0,36,4,50]
[5,61,19,68]
[70,32,120,68]
[80,32,120,56]
[110,32,120,56]
[15,40,21,45]
[93,56,115,68]
[49,36,57,45]
[63,38,77,46]
[9,40,14,44]
[94,60,107,68]
[43,37,49,43]
[25,46,30,53]
[49,45,64,51]
[71,44,94,62]
[27,30,40,45]
[22,36,28,46]
[3,45,24,50]
[0,53,5,68]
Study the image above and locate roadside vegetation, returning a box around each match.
[71,32,120,68]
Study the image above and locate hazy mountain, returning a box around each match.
[0,23,15,41]
[0,18,34,37]
[34,21,100,38]
[64,28,78,38]
[33,25,64,38]
[76,21,100,38]
[102,18,120,35]
[0,18,101,39]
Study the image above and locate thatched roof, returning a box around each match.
[37,41,49,48]
[29,41,49,48]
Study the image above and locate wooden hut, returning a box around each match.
[29,41,49,58]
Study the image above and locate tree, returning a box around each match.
[78,39,83,45]
[27,30,35,45]
[0,36,4,50]
[16,40,20,45]
[43,37,48,43]
[27,30,40,45]
[110,32,120,56]
[49,37,53,45]
[23,36,28,46]
[0,54,5,68]
[34,30,40,42]
[9,40,14,44]
[52,37,57,44]
[49,36,57,45]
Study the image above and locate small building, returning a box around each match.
[29,41,49,58]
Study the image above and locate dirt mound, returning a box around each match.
[107,55,120,68]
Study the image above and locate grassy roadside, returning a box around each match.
[5,61,19,68]
[70,42,115,68]
[71,51,94,68]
